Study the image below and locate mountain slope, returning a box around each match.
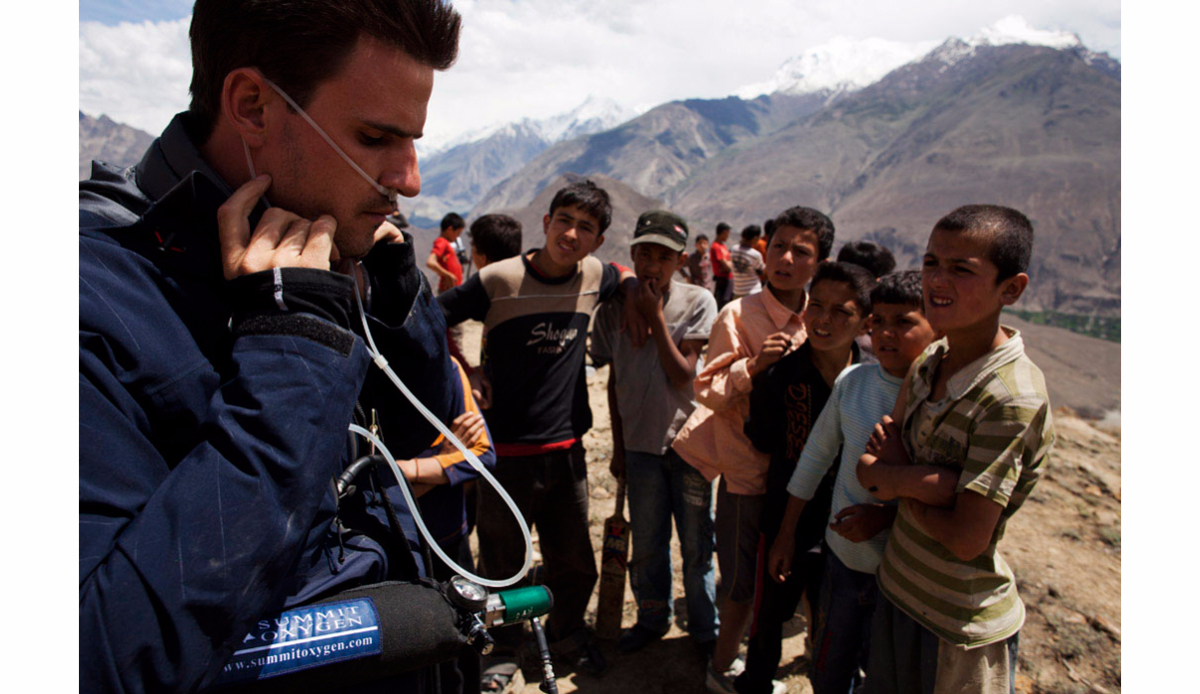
[474,92,830,215]
[669,42,1120,314]
[79,112,155,180]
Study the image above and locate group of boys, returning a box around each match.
[436,171,1052,694]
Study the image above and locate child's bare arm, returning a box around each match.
[857,453,960,506]
[902,491,1004,561]
[607,368,626,479]
[425,252,456,282]
[766,494,808,583]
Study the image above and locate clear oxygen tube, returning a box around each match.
[349,268,533,588]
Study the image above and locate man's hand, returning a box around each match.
[609,443,626,479]
[439,411,486,454]
[748,332,794,376]
[375,219,406,245]
[830,503,895,543]
[217,175,337,279]
[865,415,909,466]
[470,371,493,409]
[766,532,795,584]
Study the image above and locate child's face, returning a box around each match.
[803,279,868,354]
[868,303,937,377]
[541,203,605,271]
[631,243,684,291]
[696,238,710,254]
[922,228,1027,335]
[765,225,821,292]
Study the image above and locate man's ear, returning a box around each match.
[222,68,272,147]
[542,213,551,236]
[999,272,1029,306]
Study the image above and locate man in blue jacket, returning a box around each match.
[79,2,478,692]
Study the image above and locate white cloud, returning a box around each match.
[77,0,1120,146]
[78,17,192,133]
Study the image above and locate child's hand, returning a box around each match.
[749,332,794,375]
[766,532,795,584]
[633,276,665,321]
[865,415,909,466]
[610,443,626,479]
[830,503,895,542]
[856,453,898,501]
[440,411,485,453]
[619,276,651,348]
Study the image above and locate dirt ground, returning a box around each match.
[458,322,1122,694]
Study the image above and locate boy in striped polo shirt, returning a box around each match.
[856,205,1054,694]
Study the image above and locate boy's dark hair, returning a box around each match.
[469,214,522,262]
[547,179,612,234]
[770,206,836,260]
[741,225,762,242]
[696,234,709,243]
[763,218,777,239]
[837,241,896,278]
[189,0,461,141]
[870,270,924,311]
[933,204,1034,281]
[811,261,875,314]
[716,222,731,234]
[441,212,465,232]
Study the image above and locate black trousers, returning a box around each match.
[475,445,598,654]
[735,534,826,694]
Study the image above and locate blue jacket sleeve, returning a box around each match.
[79,319,371,694]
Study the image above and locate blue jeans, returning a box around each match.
[810,552,878,694]
[625,449,719,642]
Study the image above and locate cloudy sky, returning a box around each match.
[79,0,1120,150]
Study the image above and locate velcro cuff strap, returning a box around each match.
[235,314,354,356]
[230,268,356,329]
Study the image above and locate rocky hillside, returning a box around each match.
[79,111,154,180]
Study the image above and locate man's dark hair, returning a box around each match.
[189,0,462,141]
[441,212,465,232]
[763,218,776,239]
[837,241,896,278]
[696,234,709,244]
[469,214,522,262]
[716,222,731,234]
[770,206,836,260]
[548,179,612,234]
[810,261,875,314]
[741,225,762,242]
[932,204,1034,281]
[870,270,923,311]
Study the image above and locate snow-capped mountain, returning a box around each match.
[420,96,635,157]
[739,15,1088,98]
[408,96,637,223]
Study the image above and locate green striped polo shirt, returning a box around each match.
[876,327,1054,648]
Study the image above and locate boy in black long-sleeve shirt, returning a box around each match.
[736,262,874,694]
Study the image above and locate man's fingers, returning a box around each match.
[217,175,272,278]
[278,217,312,256]
[301,215,337,269]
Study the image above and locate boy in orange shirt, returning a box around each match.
[673,206,835,693]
